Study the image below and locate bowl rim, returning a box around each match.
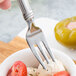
[0,48,76,76]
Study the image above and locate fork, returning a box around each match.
[17,0,55,69]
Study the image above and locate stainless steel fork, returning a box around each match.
[17,0,55,69]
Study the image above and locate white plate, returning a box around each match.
[18,18,76,60]
[0,48,76,76]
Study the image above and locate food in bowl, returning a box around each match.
[7,61,27,76]
[54,16,76,49]
[7,59,70,76]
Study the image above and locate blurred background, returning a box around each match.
[0,0,76,42]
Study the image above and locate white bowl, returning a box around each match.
[0,48,76,76]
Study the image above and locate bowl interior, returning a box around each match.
[0,48,76,76]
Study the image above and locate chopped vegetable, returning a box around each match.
[54,71,70,76]
[7,61,27,76]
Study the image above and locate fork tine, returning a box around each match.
[30,46,46,69]
[36,42,49,64]
[27,40,46,69]
[42,39,55,62]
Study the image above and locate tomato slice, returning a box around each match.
[54,71,70,76]
[7,61,27,76]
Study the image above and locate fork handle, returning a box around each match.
[17,0,34,21]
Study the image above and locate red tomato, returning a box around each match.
[7,61,27,76]
[54,71,70,76]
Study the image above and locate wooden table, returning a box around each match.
[0,36,29,64]
[0,36,76,64]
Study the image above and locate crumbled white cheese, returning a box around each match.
[27,59,65,76]
[37,59,65,76]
